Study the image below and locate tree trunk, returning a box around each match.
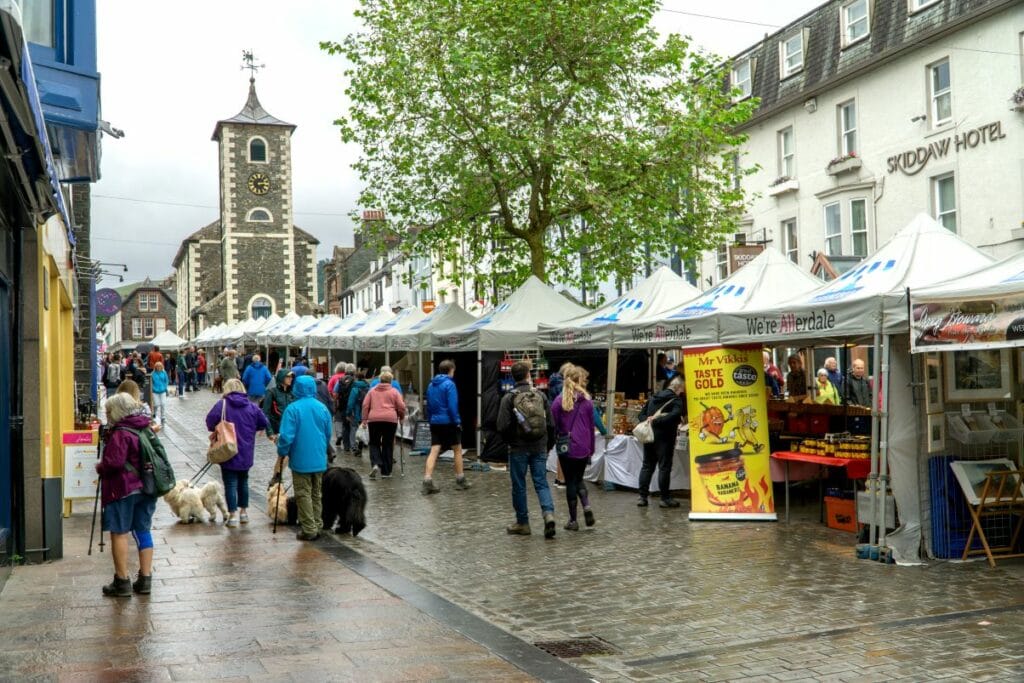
[525,232,547,283]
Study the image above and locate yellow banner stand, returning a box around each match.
[683,345,777,521]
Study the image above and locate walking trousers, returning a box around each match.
[291,471,323,536]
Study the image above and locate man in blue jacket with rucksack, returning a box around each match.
[275,375,332,541]
[241,353,273,404]
[422,359,471,494]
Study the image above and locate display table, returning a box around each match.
[771,451,870,523]
[548,434,690,493]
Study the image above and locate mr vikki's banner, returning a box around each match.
[683,345,776,521]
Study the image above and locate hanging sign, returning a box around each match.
[95,288,123,316]
[683,345,776,521]
[912,294,1024,352]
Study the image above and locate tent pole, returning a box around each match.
[877,333,893,554]
[605,338,617,437]
[476,347,483,458]
[418,350,424,395]
[865,332,882,554]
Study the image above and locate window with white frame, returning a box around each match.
[929,59,952,127]
[933,173,957,232]
[780,34,804,78]
[778,127,794,178]
[842,0,869,46]
[249,137,267,163]
[824,202,842,256]
[782,219,799,264]
[143,318,155,338]
[132,318,143,339]
[850,199,868,256]
[838,100,857,155]
[908,0,941,13]
[731,58,752,100]
[716,244,728,280]
[138,293,159,312]
[156,318,167,334]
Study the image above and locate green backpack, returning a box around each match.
[117,426,176,497]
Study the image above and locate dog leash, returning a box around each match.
[189,461,213,486]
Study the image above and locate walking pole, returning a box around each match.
[272,457,282,535]
[398,431,405,476]
[88,433,105,555]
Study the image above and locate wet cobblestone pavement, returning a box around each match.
[4,389,1024,681]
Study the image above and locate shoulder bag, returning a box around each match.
[632,398,672,444]
[555,403,582,457]
[208,399,239,464]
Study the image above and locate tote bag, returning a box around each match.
[208,399,239,464]
[632,400,670,445]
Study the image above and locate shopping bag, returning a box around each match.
[356,423,370,446]
[208,399,238,464]
[631,400,670,445]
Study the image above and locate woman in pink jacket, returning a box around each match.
[362,370,406,479]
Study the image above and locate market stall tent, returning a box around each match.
[254,312,302,347]
[387,303,476,352]
[332,309,396,352]
[191,323,225,346]
[306,310,368,349]
[148,329,188,350]
[238,313,281,346]
[354,307,426,353]
[285,314,344,348]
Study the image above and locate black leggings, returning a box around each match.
[557,454,590,521]
[638,438,674,501]
[369,422,398,475]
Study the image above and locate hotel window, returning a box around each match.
[933,173,957,232]
[842,0,869,46]
[780,34,804,78]
[783,219,799,264]
[731,58,752,100]
[132,318,143,339]
[908,0,941,13]
[716,244,728,280]
[778,127,794,178]
[838,100,857,155]
[824,202,842,256]
[929,59,952,127]
[850,199,868,256]
[249,137,267,163]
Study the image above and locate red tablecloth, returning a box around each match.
[771,451,871,479]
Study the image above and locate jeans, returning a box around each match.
[220,467,250,512]
[638,437,675,501]
[369,422,398,475]
[341,417,354,451]
[176,372,185,396]
[557,454,590,521]
[509,449,554,525]
[292,471,323,536]
[151,391,166,423]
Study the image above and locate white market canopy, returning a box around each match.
[264,314,318,346]
[354,307,427,351]
[388,304,477,352]
[431,275,587,351]
[333,309,396,350]
[148,329,188,350]
[285,314,344,347]
[615,247,823,348]
[717,214,995,346]
[911,250,1024,352]
[254,311,301,346]
[538,266,700,349]
[306,309,369,349]
[239,313,281,345]
[192,323,225,346]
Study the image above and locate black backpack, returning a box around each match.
[335,375,355,414]
[117,426,176,497]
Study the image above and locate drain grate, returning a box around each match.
[534,636,618,658]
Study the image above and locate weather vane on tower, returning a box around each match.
[241,50,265,81]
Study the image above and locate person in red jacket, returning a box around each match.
[361,370,406,480]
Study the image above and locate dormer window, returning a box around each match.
[249,137,267,163]
[842,0,870,47]
[731,58,752,100]
[247,208,272,222]
[780,33,804,79]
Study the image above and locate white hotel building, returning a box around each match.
[700,0,1024,284]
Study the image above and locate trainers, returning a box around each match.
[564,520,579,531]
[102,575,132,598]
[239,512,249,524]
[506,523,531,535]
[637,496,649,507]
[225,516,239,528]
[132,573,152,595]
[421,479,440,495]
[454,477,471,490]
[369,465,380,480]
[382,473,392,479]
[554,479,566,489]
[584,508,596,527]
[543,513,556,539]
[296,531,321,541]
[659,498,681,508]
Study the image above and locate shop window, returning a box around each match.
[842,0,869,47]
[778,127,794,178]
[780,33,804,78]
[782,218,799,264]
[838,100,857,156]
[824,202,842,256]
[929,59,952,127]
[731,58,752,100]
[850,199,868,256]
[249,137,267,163]
[933,173,957,233]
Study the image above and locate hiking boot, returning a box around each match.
[421,479,440,495]
[584,508,596,527]
[543,513,556,539]
[369,465,380,480]
[659,498,681,508]
[296,531,321,541]
[564,520,579,531]
[454,476,471,490]
[132,573,152,595]
[637,496,649,507]
[506,523,531,535]
[102,575,132,598]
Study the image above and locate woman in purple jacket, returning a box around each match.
[550,365,597,531]
[206,378,270,527]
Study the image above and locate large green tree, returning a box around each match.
[323,0,756,293]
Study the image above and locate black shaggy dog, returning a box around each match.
[285,467,367,536]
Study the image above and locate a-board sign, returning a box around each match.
[412,421,432,453]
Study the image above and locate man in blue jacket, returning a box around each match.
[275,375,332,540]
[241,353,273,404]
[422,359,471,494]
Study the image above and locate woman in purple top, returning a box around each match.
[550,365,597,531]
[206,378,270,527]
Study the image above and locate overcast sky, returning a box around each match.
[90,0,823,285]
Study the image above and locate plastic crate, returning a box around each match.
[808,414,830,434]
[824,496,858,532]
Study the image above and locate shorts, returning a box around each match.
[102,492,156,534]
[430,424,461,450]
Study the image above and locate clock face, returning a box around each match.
[247,172,271,195]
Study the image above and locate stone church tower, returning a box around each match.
[173,77,319,337]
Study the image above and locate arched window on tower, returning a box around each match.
[251,296,273,319]
[247,208,272,222]
[249,137,267,162]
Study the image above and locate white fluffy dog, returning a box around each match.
[164,479,207,524]
[199,481,228,523]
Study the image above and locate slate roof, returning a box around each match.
[172,220,221,269]
[212,78,296,141]
[730,0,1017,128]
